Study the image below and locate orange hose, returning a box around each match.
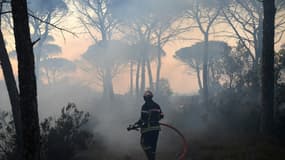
[159,123,188,160]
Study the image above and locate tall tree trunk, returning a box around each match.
[256,11,264,66]
[155,44,162,93]
[252,15,264,91]
[140,57,146,95]
[44,67,51,85]
[35,13,51,84]
[102,67,114,100]
[135,60,141,98]
[146,59,154,91]
[0,29,23,158]
[260,0,275,134]
[11,0,41,159]
[33,19,41,84]
[103,71,108,99]
[106,67,114,100]
[203,34,209,106]
[35,53,41,83]
[195,64,202,90]
[130,61,134,96]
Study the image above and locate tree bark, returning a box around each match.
[0,28,23,158]
[11,0,41,159]
[203,34,209,105]
[130,61,134,96]
[135,59,141,98]
[140,56,146,95]
[256,13,263,66]
[155,42,162,93]
[260,0,275,134]
[195,64,202,90]
[103,67,114,100]
[146,59,154,91]
[192,1,219,106]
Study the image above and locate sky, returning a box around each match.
[1,0,285,95]
[52,22,239,95]
[53,31,199,94]
[6,19,282,95]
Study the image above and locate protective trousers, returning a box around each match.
[140,130,159,160]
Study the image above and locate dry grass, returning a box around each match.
[74,133,285,160]
[188,134,285,160]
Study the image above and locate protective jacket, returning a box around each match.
[136,99,164,134]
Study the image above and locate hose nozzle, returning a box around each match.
[127,124,139,131]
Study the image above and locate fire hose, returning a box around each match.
[127,123,188,160]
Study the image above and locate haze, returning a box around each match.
[1,0,285,160]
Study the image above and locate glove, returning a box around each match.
[127,124,139,131]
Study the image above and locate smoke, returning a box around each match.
[2,0,281,159]
[0,81,10,111]
[110,0,189,21]
[28,0,68,13]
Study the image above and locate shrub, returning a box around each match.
[0,103,97,160]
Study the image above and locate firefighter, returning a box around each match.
[135,90,164,160]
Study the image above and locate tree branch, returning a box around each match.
[0,11,11,15]
[78,17,98,43]
[32,38,40,46]
[28,13,78,38]
[223,10,255,61]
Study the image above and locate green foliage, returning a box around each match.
[175,41,253,92]
[0,103,97,160]
[83,40,131,68]
[0,111,16,160]
[41,103,94,160]
[275,49,285,85]
[209,88,260,134]
[274,48,285,139]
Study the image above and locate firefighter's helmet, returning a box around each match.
[143,90,153,98]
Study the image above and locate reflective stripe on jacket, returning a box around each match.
[137,100,164,134]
